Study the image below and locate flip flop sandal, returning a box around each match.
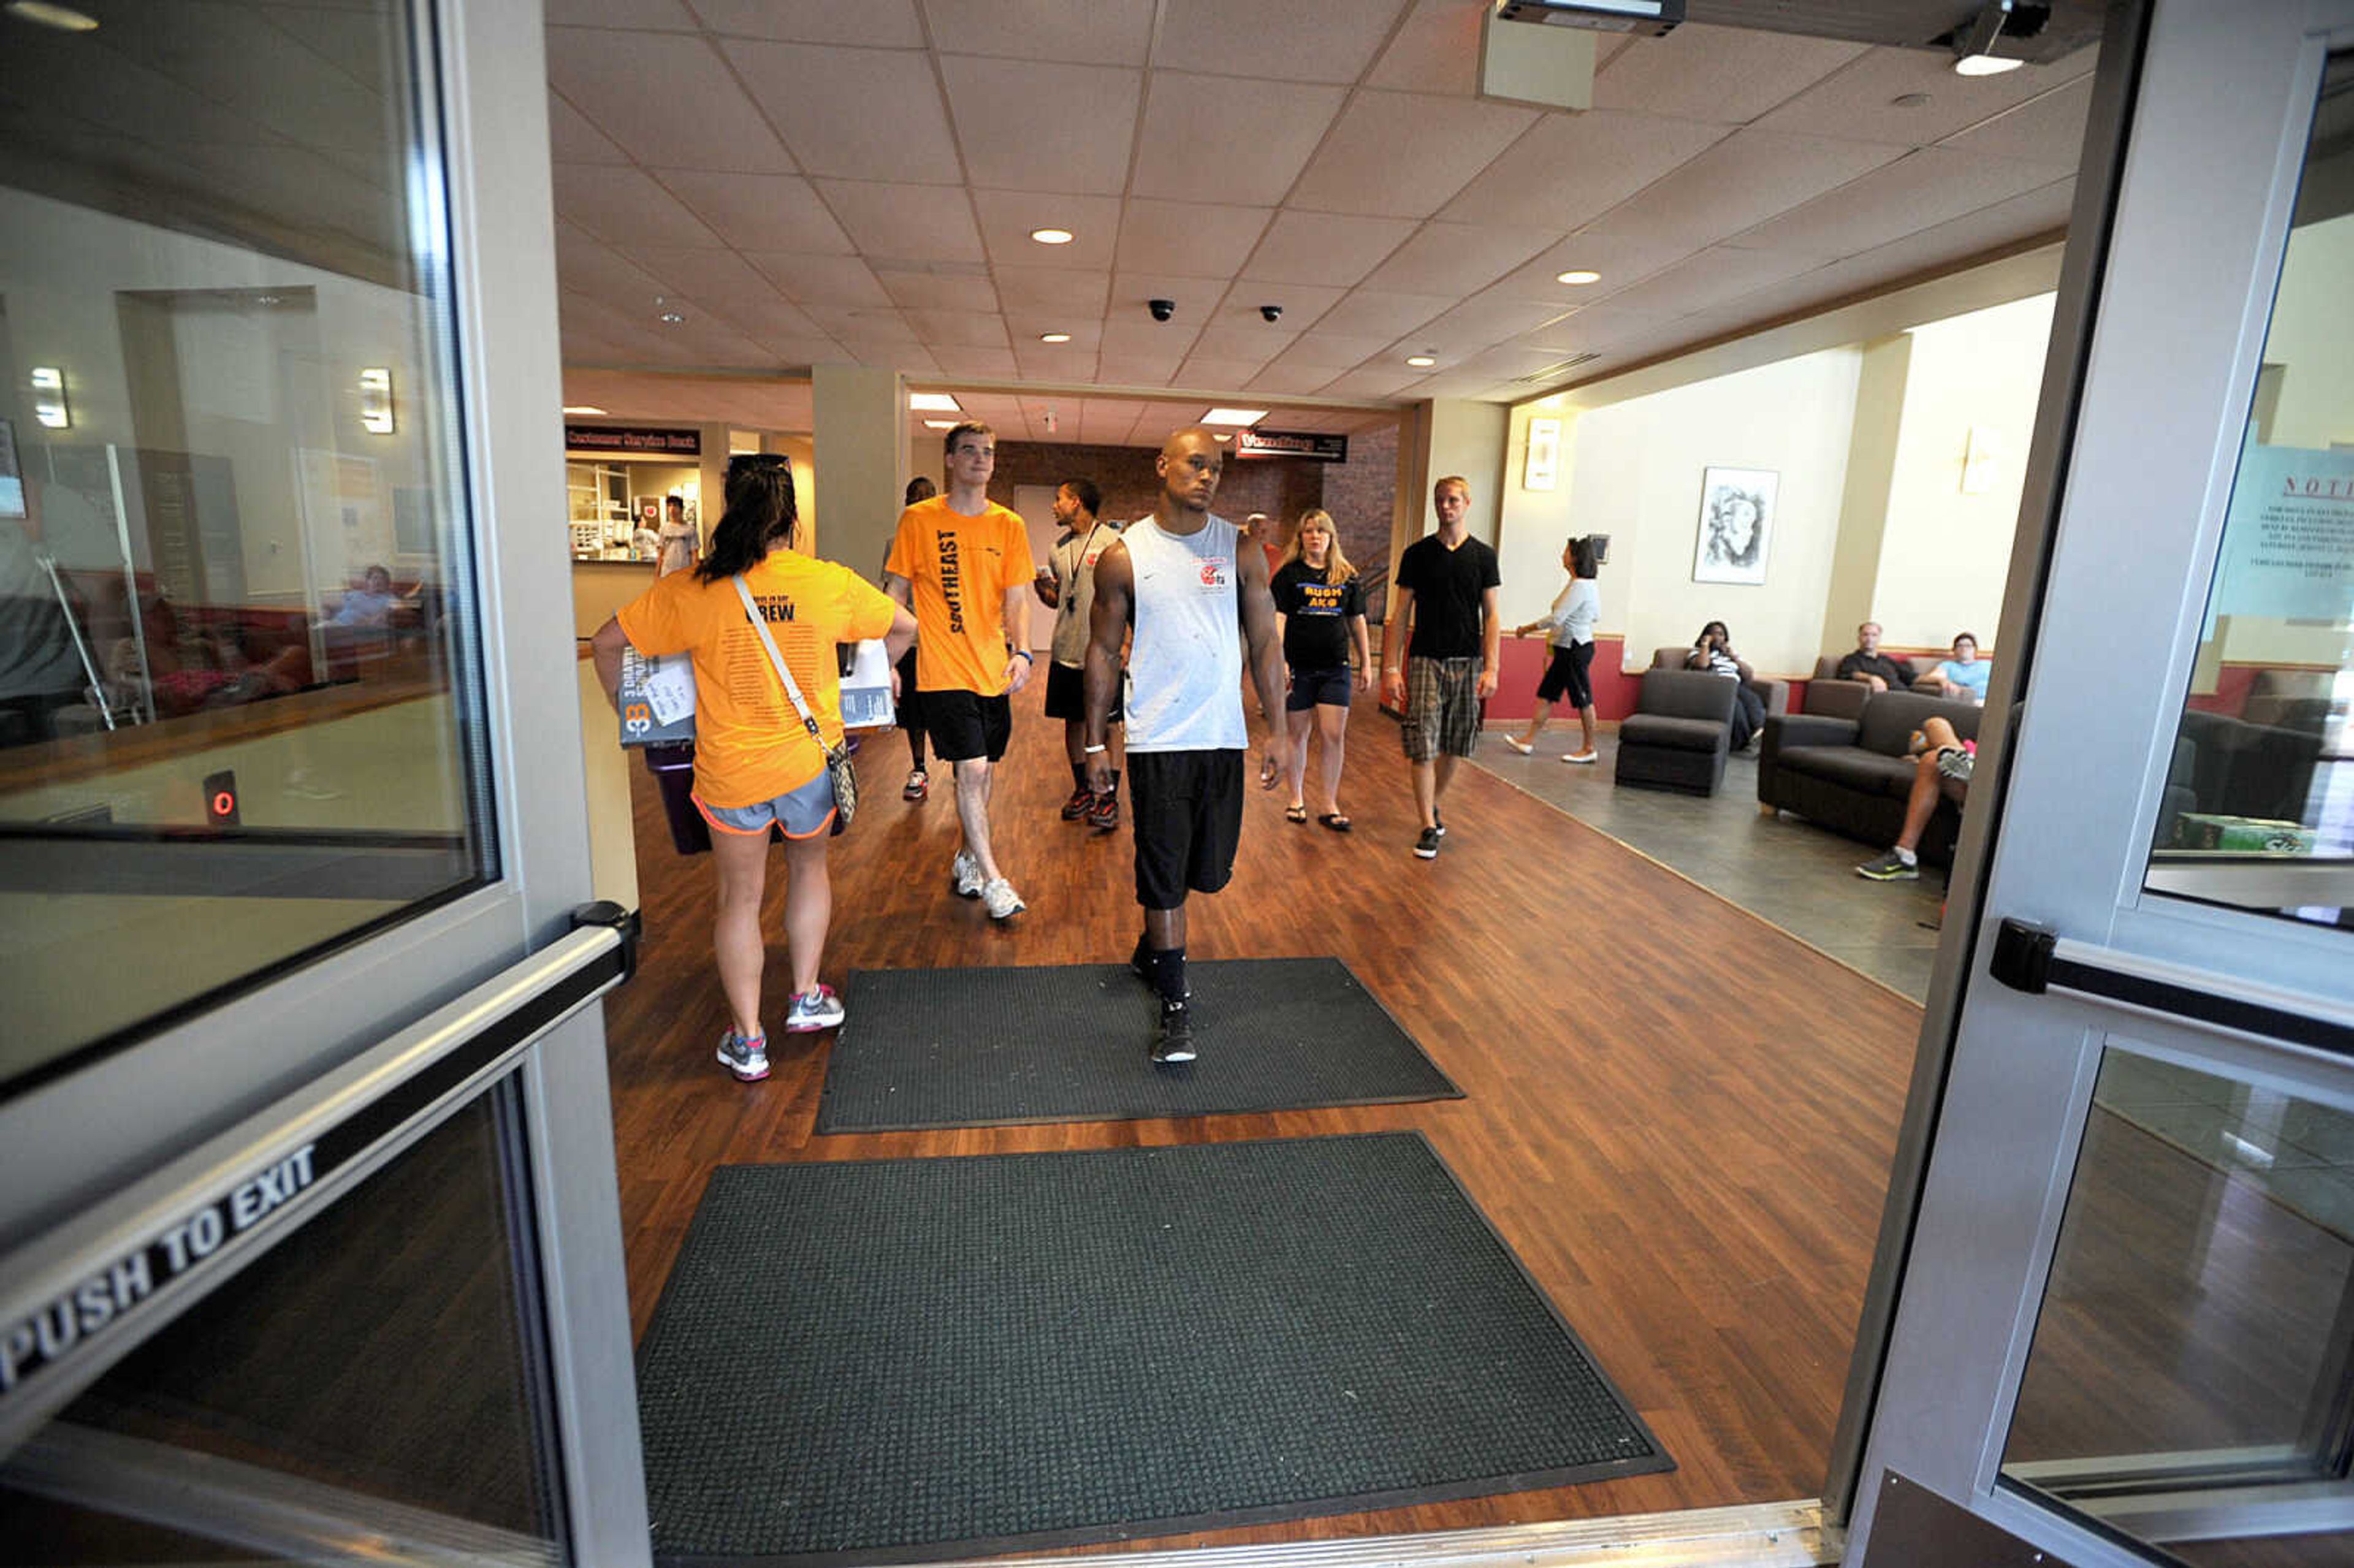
[1285,804,1309,823]
[1318,814,1353,832]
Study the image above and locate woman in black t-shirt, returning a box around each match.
[1270,509,1371,831]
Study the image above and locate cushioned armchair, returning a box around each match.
[1616,668,1739,795]
[1650,646,1789,718]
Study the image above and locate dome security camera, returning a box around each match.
[1148,298,1175,322]
[1259,303,1283,323]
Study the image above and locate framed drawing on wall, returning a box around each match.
[1694,466,1775,585]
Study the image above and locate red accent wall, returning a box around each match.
[1484,636,1638,721]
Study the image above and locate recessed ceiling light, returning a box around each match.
[562,405,608,416]
[657,310,685,325]
[923,419,956,429]
[5,2,100,31]
[1556,269,1601,286]
[1039,332,1071,344]
[1406,355,1437,368]
[1199,407,1267,427]
[1029,228,1075,245]
[1953,53,2022,75]
[908,392,962,412]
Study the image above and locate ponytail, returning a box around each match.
[696,455,796,584]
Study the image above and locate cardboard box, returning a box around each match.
[617,646,696,747]
[2170,813,2317,854]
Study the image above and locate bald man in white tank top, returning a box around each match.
[1084,427,1290,1064]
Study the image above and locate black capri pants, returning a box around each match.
[1536,641,1594,707]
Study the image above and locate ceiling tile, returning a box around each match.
[1729,147,2072,261]
[817,180,987,263]
[991,267,1112,314]
[1754,44,2097,148]
[1312,290,1453,340]
[687,0,925,44]
[926,0,1157,66]
[1013,343,1103,380]
[1189,324,1294,362]
[1004,317,1103,350]
[1131,72,1346,205]
[1107,272,1230,324]
[801,303,920,340]
[1940,75,2098,166]
[1101,316,1201,359]
[1364,0,1484,96]
[1175,355,1272,390]
[1153,0,1410,83]
[1581,129,1905,249]
[724,41,961,183]
[1440,110,1726,230]
[546,28,794,173]
[1094,352,1187,387]
[1241,211,1419,288]
[1246,362,1346,396]
[1485,232,1694,303]
[1114,200,1274,278]
[877,270,1001,311]
[657,171,855,254]
[555,222,673,305]
[545,0,698,28]
[1592,23,1868,125]
[1584,245,1825,317]
[1207,284,1346,332]
[1320,367,1422,399]
[903,310,1011,348]
[1290,91,1537,218]
[970,190,1125,269]
[940,58,1141,194]
[1412,292,1575,354]
[1276,329,1397,370]
[548,91,630,166]
[554,162,727,248]
[750,255,893,307]
[931,345,1021,378]
[1357,222,1558,297]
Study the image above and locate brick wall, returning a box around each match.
[1317,422,1398,623]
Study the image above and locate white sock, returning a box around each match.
[1895,847,1918,866]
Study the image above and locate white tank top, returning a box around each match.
[1122,514,1246,753]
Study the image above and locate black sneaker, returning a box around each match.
[1414,826,1442,859]
[1059,785,1094,821]
[1151,1000,1196,1064]
[1432,808,1445,837]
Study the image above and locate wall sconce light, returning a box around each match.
[1962,425,2002,493]
[359,367,395,435]
[30,367,69,429]
[1524,416,1562,491]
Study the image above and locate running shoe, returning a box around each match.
[1086,790,1119,832]
[715,1028,769,1082]
[903,768,929,802]
[1856,851,1920,881]
[1432,809,1445,837]
[952,849,985,898]
[1151,1000,1196,1064]
[982,877,1026,919]
[1414,826,1442,860]
[1059,785,1094,820]
[784,985,845,1033]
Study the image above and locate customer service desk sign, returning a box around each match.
[2213,441,2354,622]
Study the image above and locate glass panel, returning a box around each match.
[2000,1047,2354,1565]
[0,0,493,1090]
[2145,52,2354,929]
[0,1081,562,1563]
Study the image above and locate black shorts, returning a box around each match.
[1285,666,1353,711]
[923,689,1011,763]
[1128,749,1244,910]
[894,646,923,731]
[1536,641,1594,707]
[1042,658,1120,723]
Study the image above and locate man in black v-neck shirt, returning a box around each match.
[1381,475,1501,861]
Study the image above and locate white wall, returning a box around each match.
[1529,349,1864,674]
[1867,293,2055,649]
[2264,211,2354,451]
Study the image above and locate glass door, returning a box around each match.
[1848,2,2354,1564]
[0,1,645,1561]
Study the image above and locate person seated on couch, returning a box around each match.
[1856,717,1975,881]
[330,564,409,628]
[1834,621,1915,693]
[1911,633,1990,704]
[1683,620,1766,749]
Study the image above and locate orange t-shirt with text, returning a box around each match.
[616,550,897,809]
[884,496,1029,697]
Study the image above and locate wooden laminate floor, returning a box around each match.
[601,702,1924,1551]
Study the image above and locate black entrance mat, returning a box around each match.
[814,958,1460,1133]
[636,1133,1671,1567]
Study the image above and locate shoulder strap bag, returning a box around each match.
[733,574,856,835]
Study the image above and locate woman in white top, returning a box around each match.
[1505,535,1601,763]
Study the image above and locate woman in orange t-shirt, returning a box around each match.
[593,454,915,1083]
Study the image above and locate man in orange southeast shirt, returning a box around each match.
[884,421,1035,919]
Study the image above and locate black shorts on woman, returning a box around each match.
[1536,641,1594,707]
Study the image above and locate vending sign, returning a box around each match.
[1233,429,1349,462]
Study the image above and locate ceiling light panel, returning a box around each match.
[1199,407,1267,426]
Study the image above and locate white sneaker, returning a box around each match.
[981,877,1026,919]
[1562,750,1598,764]
[1503,734,1533,755]
[784,984,845,1033]
[951,850,984,898]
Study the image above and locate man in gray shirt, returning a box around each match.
[1031,478,1123,829]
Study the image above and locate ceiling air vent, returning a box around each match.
[1512,354,1602,383]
